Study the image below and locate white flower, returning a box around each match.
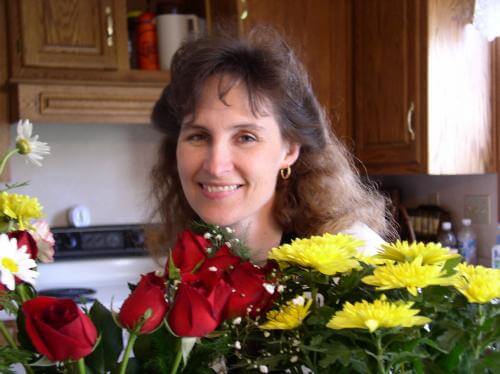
[290,355,298,363]
[0,234,38,290]
[234,341,241,350]
[232,317,242,325]
[292,296,305,306]
[263,283,276,294]
[215,234,223,240]
[15,119,50,166]
[203,232,212,239]
[259,365,269,373]
[29,220,55,263]
[208,266,218,272]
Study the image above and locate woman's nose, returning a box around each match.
[202,141,233,176]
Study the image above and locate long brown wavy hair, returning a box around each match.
[150,28,395,251]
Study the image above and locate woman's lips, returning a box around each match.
[199,183,242,199]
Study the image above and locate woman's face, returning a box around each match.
[176,76,299,231]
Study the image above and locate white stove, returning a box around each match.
[36,256,161,310]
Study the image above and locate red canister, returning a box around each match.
[136,12,160,70]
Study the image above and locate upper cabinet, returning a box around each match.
[353,0,495,174]
[15,0,122,70]
[209,0,353,141]
[5,0,174,124]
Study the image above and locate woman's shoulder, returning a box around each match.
[340,222,385,256]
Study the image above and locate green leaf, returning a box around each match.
[134,325,179,372]
[436,329,463,353]
[86,301,123,373]
[473,351,500,374]
[318,342,351,367]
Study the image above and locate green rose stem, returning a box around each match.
[77,358,86,374]
[118,332,138,374]
[170,339,183,374]
[0,148,19,176]
[0,320,35,374]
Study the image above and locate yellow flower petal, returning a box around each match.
[376,241,460,265]
[327,296,431,332]
[0,192,43,229]
[268,233,363,275]
[453,263,500,303]
[260,296,313,330]
[362,257,454,294]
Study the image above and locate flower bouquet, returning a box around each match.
[1,121,499,373]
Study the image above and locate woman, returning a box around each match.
[150,29,395,262]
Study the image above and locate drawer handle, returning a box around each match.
[407,101,415,141]
[105,6,114,47]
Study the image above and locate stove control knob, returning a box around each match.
[57,233,79,251]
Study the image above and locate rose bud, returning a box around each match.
[225,261,277,319]
[119,272,168,334]
[7,230,38,260]
[168,279,232,337]
[167,230,212,276]
[22,296,98,362]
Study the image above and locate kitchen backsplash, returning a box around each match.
[10,122,162,227]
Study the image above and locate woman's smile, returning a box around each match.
[199,183,243,199]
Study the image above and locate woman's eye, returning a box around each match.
[186,133,207,142]
[239,134,257,143]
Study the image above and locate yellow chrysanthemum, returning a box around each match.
[376,241,460,265]
[361,256,454,296]
[268,233,364,275]
[453,263,500,303]
[326,295,431,332]
[0,192,43,229]
[260,296,313,330]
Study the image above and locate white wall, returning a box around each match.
[377,174,498,265]
[9,122,162,227]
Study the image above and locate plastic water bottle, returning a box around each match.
[457,218,477,264]
[491,225,500,269]
[437,221,457,251]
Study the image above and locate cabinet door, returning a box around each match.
[209,0,352,141]
[16,0,120,70]
[353,0,426,174]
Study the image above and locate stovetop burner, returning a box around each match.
[38,288,97,304]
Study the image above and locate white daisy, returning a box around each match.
[15,119,50,166]
[0,234,38,290]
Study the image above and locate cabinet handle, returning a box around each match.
[407,101,415,141]
[240,0,248,20]
[105,6,114,47]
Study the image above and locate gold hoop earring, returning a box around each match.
[280,166,291,180]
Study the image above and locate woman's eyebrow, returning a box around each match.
[181,122,267,132]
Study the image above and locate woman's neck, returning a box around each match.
[231,218,283,264]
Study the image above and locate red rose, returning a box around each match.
[22,296,97,362]
[225,261,277,318]
[168,230,212,275]
[7,230,38,260]
[119,272,168,334]
[168,279,233,337]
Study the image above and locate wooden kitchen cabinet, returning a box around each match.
[13,0,124,70]
[209,0,353,141]
[353,0,495,175]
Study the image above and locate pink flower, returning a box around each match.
[29,220,55,263]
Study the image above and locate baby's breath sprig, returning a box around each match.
[190,221,251,260]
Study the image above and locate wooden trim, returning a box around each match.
[0,0,11,182]
[13,83,163,124]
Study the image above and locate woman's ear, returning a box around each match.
[282,142,301,168]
